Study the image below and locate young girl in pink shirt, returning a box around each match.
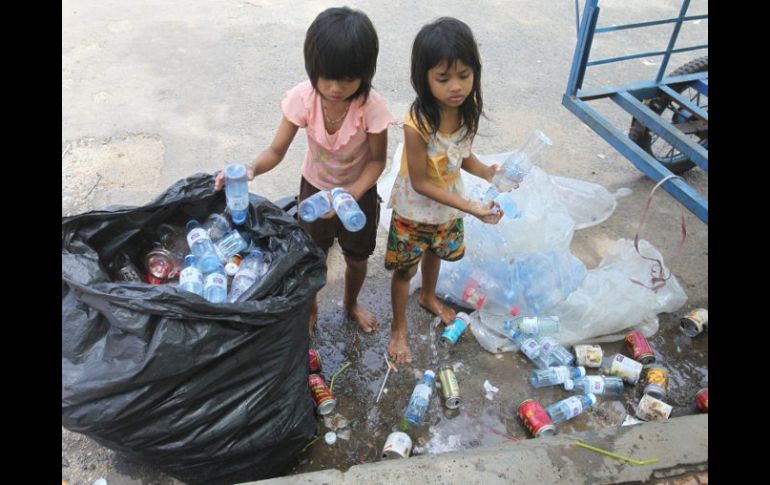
[215,7,394,335]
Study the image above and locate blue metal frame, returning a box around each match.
[564,0,708,224]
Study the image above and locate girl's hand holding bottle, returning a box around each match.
[214,164,256,192]
[468,199,503,224]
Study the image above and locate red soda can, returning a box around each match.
[518,399,556,437]
[308,347,322,374]
[308,374,336,415]
[695,388,708,413]
[624,330,655,365]
[145,248,175,282]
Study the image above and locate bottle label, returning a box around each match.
[331,189,355,210]
[180,267,203,285]
[520,339,540,360]
[586,376,605,393]
[539,338,556,356]
[564,396,583,417]
[518,317,538,334]
[205,273,227,289]
[554,367,570,382]
[187,227,209,247]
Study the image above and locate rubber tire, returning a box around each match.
[628,56,708,174]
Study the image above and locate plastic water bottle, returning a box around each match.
[215,229,250,262]
[504,315,560,336]
[510,332,541,362]
[299,190,332,222]
[185,219,221,275]
[484,130,552,201]
[402,370,435,427]
[224,163,250,225]
[178,254,204,296]
[545,393,597,425]
[532,337,576,369]
[530,366,586,388]
[227,250,267,303]
[203,213,232,242]
[564,376,625,396]
[330,187,366,232]
[203,266,228,303]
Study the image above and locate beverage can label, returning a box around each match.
[574,345,603,367]
[518,399,555,437]
[636,394,672,421]
[382,431,412,458]
[308,348,322,374]
[438,366,461,409]
[695,388,708,412]
[610,354,643,384]
[625,331,655,364]
[680,308,708,337]
[308,374,335,415]
[440,314,470,346]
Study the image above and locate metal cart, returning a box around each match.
[563,0,708,224]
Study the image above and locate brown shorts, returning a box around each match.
[298,176,380,261]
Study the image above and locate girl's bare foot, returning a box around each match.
[346,302,378,333]
[388,327,412,363]
[418,293,456,325]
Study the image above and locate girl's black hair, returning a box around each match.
[304,7,379,102]
[410,17,483,141]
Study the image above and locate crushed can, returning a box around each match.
[382,431,412,459]
[636,394,672,422]
[680,308,708,337]
[624,330,655,365]
[308,374,336,415]
[518,399,556,437]
[438,365,461,409]
[695,388,708,413]
[642,366,669,400]
[440,313,471,347]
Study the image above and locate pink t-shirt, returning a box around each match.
[280,80,395,190]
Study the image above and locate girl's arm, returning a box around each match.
[346,130,387,200]
[214,116,299,190]
[461,152,497,184]
[404,126,499,221]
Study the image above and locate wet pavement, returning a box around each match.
[283,241,708,475]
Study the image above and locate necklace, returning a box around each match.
[322,100,350,126]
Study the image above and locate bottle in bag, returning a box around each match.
[530,366,586,388]
[202,213,232,242]
[564,376,624,396]
[330,187,366,232]
[185,219,221,275]
[203,266,228,303]
[215,229,250,262]
[108,252,143,282]
[224,163,250,225]
[545,393,597,425]
[505,315,560,336]
[227,250,267,302]
[178,254,204,296]
[299,190,333,222]
[401,370,435,428]
[484,130,552,200]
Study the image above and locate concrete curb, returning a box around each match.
[243,414,707,485]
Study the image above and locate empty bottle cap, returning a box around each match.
[324,431,337,445]
[423,370,435,379]
[586,393,598,406]
[564,379,574,391]
[576,366,586,377]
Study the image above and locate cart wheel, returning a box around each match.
[628,56,708,174]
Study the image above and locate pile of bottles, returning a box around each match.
[106,163,272,303]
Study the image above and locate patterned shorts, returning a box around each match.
[384,212,465,270]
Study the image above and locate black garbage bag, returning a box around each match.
[62,173,326,485]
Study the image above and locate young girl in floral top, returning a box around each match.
[216,7,395,334]
[385,17,502,363]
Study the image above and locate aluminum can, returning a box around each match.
[607,354,643,385]
[518,399,556,437]
[438,365,461,409]
[636,394,672,421]
[642,366,669,399]
[382,431,412,459]
[308,347,322,374]
[680,308,708,337]
[308,374,335,415]
[695,388,708,412]
[145,248,175,282]
[624,330,655,365]
[440,313,471,347]
[574,344,603,368]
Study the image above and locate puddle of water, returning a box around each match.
[286,256,707,475]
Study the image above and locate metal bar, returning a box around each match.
[693,79,708,97]
[576,71,707,101]
[575,0,581,35]
[587,44,707,67]
[566,0,600,96]
[612,91,708,170]
[658,85,708,122]
[594,14,707,33]
[561,94,707,223]
[656,0,692,83]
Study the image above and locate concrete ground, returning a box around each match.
[62,1,707,484]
